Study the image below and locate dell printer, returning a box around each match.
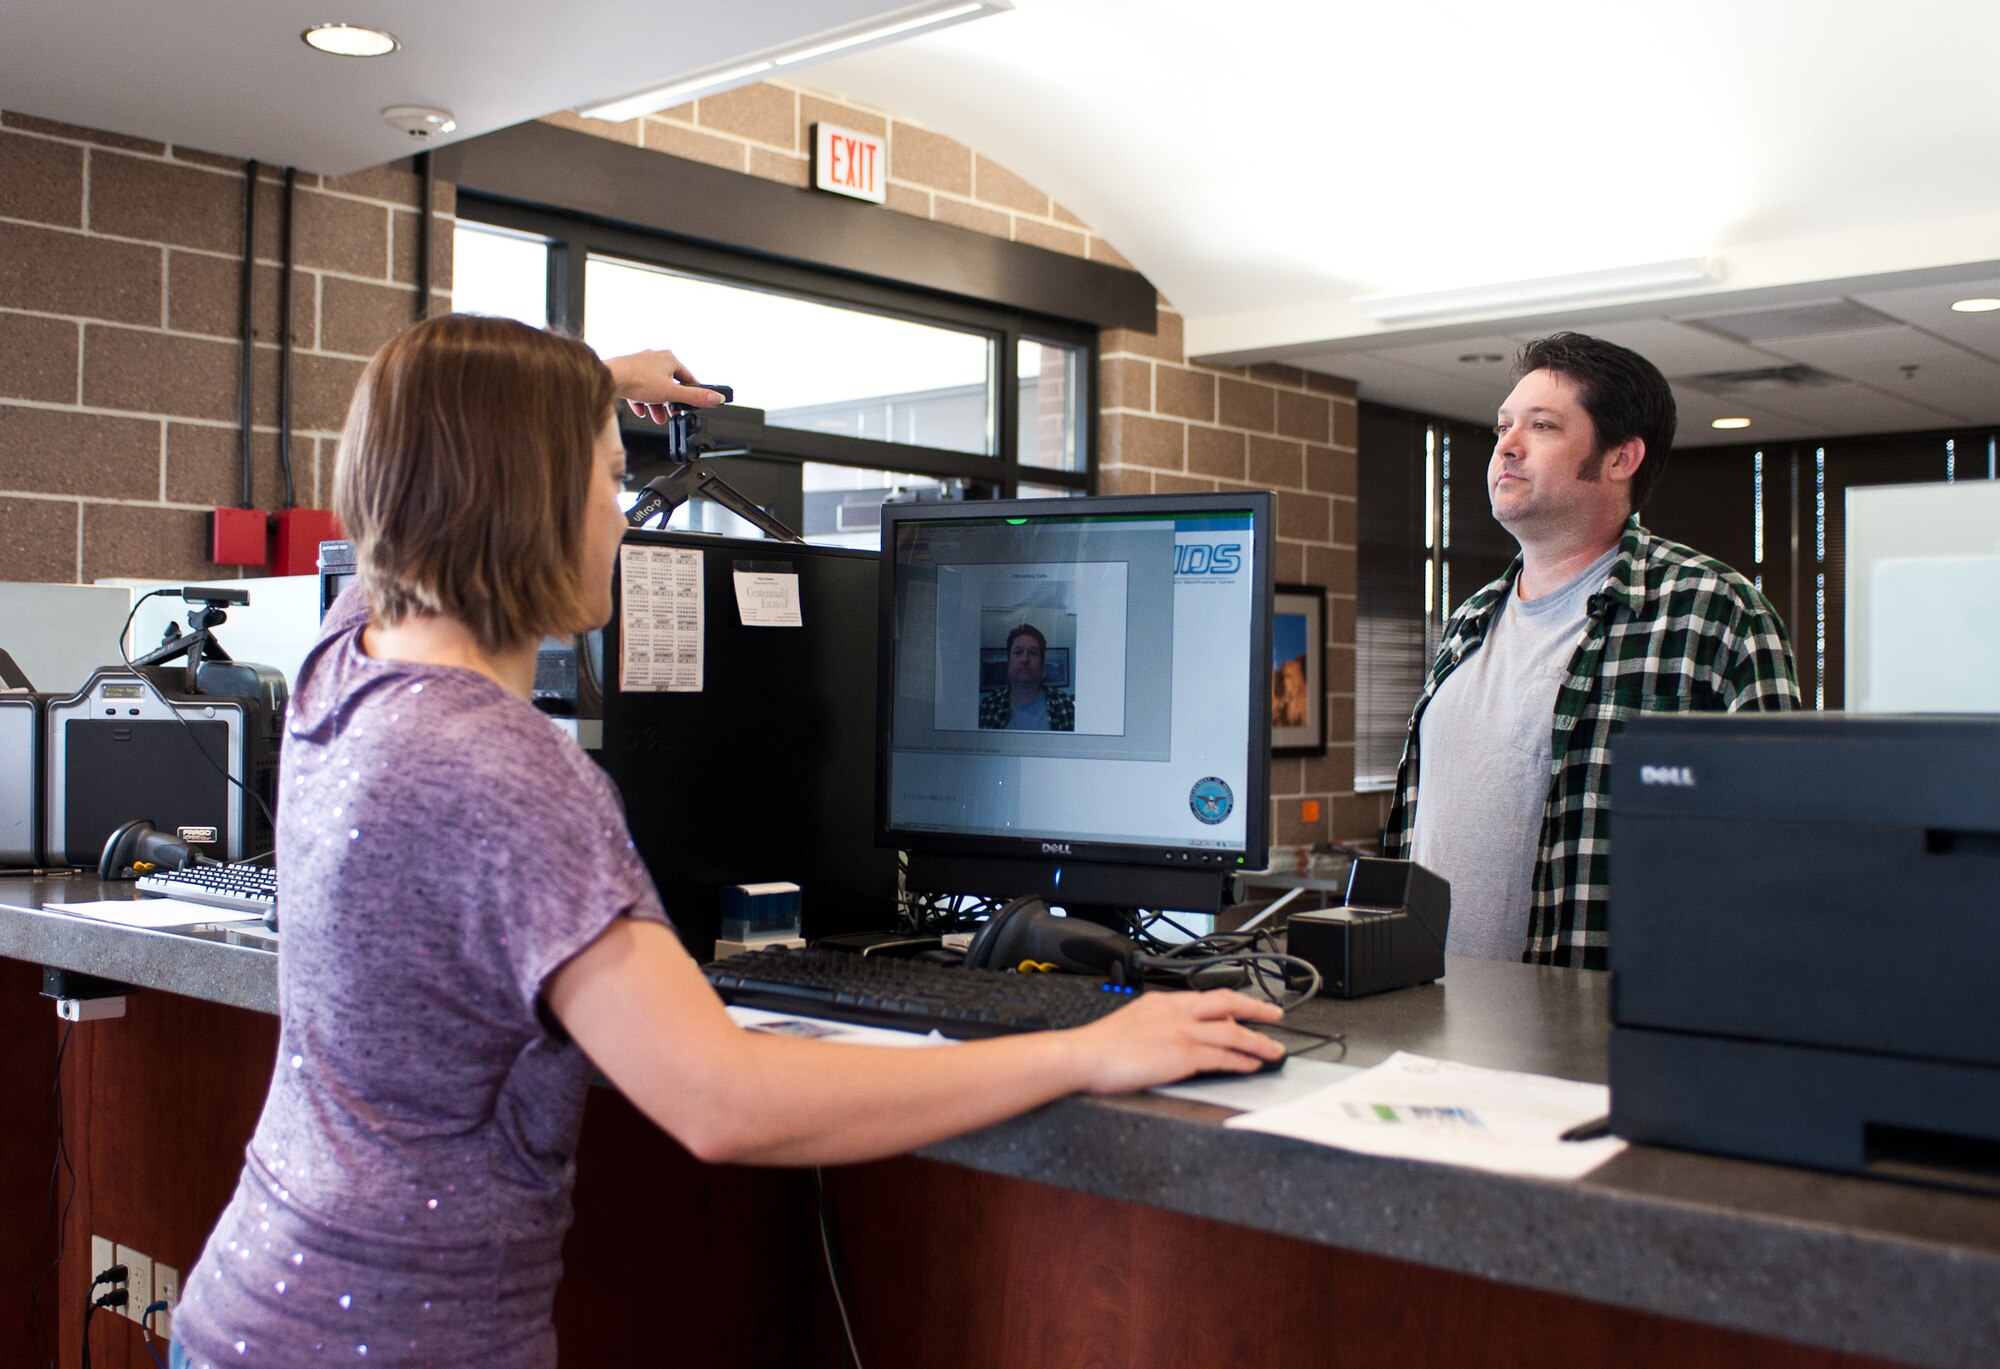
[1608,713,2000,1192]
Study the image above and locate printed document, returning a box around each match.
[1225,1051,1626,1179]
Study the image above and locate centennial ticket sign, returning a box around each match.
[813,123,887,204]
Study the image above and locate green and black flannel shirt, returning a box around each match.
[1381,520,1801,969]
[978,685,1075,731]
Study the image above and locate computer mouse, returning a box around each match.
[1185,1027,1289,1081]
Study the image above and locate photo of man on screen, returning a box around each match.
[979,623,1075,731]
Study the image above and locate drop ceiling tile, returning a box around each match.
[1756,327,2000,424]
[1366,333,1522,374]
[1583,318,1787,376]
[1849,279,2000,365]
[1728,381,1963,433]
[1667,390,1805,447]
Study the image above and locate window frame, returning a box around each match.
[458,194,1097,498]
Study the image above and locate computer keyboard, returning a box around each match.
[705,945,1139,1039]
[135,862,279,915]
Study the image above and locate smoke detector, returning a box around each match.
[382,106,458,142]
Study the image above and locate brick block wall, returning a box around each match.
[0,112,452,584]
[0,88,1381,844]
[549,83,1380,843]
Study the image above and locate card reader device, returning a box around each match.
[1283,857,1450,998]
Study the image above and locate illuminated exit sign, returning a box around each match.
[813,123,886,204]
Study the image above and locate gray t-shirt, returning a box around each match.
[1010,690,1051,730]
[1412,547,1616,961]
[176,589,667,1369]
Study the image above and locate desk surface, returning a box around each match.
[4,874,1995,1368]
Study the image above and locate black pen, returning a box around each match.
[1560,1114,1611,1142]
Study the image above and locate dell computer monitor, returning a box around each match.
[878,491,1273,924]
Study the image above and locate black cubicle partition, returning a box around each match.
[596,529,898,961]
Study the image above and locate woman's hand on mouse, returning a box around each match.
[1066,989,1284,1094]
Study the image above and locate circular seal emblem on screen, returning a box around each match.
[1188,777,1234,825]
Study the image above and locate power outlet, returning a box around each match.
[153,1261,179,1342]
[89,1235,122,1301]
[117,1243,151,1323]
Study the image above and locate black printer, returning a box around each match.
[1608,713,2000,1192]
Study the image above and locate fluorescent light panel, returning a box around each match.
[1354,258,1723,325]
[580,2,1007,123]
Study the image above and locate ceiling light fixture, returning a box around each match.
[1354,258,1723,325]
[773,2,986,65]
[1711,417,1753,430]
[578,1,1009,122]
[302,23,399,57]
[581,60,778,122]
[1949,297,2000,313]
[1458,353,1503,364]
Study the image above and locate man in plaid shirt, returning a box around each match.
[1382,333,1799,970]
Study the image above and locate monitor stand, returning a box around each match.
[904,852,1230,932]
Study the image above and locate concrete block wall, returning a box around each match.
[0,112,452,585]
[555,83,1380,843]
[0,87,1380,844]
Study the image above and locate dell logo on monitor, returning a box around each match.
[1639,765,1696,787]
[1040,841,1073,855]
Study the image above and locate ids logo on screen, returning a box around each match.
[1174,543,1241,577]
[1188,776,1234,825]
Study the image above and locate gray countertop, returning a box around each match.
[4,874,1995,1367]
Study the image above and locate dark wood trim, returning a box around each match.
[433,120,1156,334]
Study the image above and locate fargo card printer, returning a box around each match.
[43,589,284,867]
[1608,714,2000,1192]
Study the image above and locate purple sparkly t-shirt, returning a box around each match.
[175,590,666,1368]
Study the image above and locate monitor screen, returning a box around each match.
[878,492,1272,912]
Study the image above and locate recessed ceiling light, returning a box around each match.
[1711,417,1752,430]
[1458,353,1503,364]
[1949,297,2000,313]
[303,23,399,57]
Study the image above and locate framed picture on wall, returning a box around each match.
[1271,584,1326,756]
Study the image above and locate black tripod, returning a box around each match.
[624,386,804,543]
[128,589,249,695]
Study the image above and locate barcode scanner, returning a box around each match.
[98,819,195,880]
[963,896,1144,981]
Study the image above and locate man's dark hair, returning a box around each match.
[1005,624,1046,652]
[1514,332,1677,511]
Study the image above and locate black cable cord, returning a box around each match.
[276,166,296,511]
[1114,911,1324,1007]
[811,1168,865,1369]
[116,588,278,840]
[237,159,258,511]
[82,1287,127,1369]
[24,1019,75,1369]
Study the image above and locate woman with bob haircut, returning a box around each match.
[170,314,1282,1369]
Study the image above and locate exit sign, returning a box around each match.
[813,123,886,204]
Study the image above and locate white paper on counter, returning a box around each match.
[725,1004,957,1048]
[619,544,703,691]
[46,899,264,929]
[1224,1050,1627,1180]
[731,568,803,627]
